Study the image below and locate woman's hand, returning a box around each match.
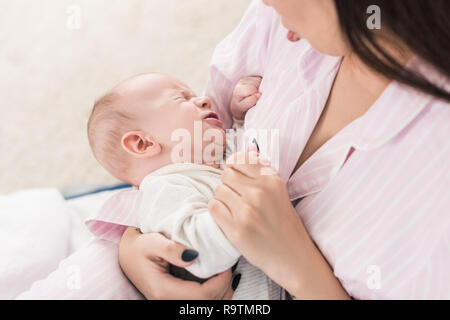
[209,150,349,299]
[119,227,238,300]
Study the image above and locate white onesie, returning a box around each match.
[138,164,282,300]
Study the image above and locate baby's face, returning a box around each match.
[117,73,226,163]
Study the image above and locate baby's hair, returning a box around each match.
[87,91,134,182]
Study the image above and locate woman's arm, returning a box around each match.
[209,150,350,299]
[119,227,237,299]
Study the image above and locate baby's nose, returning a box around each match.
[194,96,211,109]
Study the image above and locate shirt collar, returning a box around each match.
[350,56,449,151]
[287,56,448,201]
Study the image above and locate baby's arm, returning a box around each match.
[138,177,240,280]
[230,76,262,122]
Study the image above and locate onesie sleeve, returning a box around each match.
[204,0,275,129]
[138,176,240,279]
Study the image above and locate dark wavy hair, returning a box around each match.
[334,0,450,102]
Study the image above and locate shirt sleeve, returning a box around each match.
[138,176,240,279]
[204,0,274,129]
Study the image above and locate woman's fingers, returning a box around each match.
[213,183,242,215]
[208,198,235,236]
[247,143,259,153]
[226,151,270,179]
[154,269,232,300]
[119,228,236,300]
[154,269,235,300]
[222,286,235,300]
[200,269,234,299]
[139,232,198,268]
[151,273,207,300]
[222,273,242,300]
[221,166,259,197]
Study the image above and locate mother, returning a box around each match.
[18,0,450,300]
[119,0,450,299]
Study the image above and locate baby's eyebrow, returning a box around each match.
[183,88,197,96]
[169,88,184,97]
[169,89,188,101]
[170,86,196,98]
[178,89,196,98]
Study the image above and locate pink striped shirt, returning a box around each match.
[18,0,450,300]
[205,0,450,299]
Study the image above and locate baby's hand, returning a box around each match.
[230,76,262,121]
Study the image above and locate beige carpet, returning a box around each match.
[0,0,252,194]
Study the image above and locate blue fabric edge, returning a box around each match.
[64,183,132,200]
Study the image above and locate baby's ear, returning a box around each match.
[121,131,161,159]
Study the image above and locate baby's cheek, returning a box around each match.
[202,129,226,163]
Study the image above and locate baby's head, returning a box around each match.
[87,73,225,186]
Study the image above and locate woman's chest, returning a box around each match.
[295,138,450,298]
[243,40,341,183]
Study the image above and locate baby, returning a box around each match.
[87,73,280,300]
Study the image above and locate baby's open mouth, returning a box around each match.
[203,112,219,120]
[202,111,223,128]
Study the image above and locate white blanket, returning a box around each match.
[0,188,117,299]
[0,189,71,299]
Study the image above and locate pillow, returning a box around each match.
[0,189,71,299]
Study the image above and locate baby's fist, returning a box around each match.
[230,76,262,121]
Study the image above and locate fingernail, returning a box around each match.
[231,261,239,273]
[232,274,241,291]
[252,138,260,152]
[181,249,199,262]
